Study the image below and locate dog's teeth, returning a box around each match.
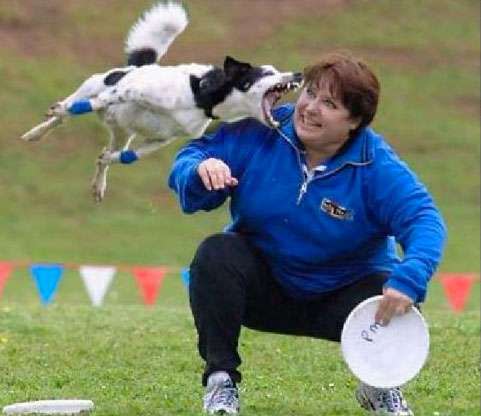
[268,113,276,126]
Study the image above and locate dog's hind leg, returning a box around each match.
[50,73,108,117]
[67,83,148,116]
[21,116,63,141]
[21,74,108,142]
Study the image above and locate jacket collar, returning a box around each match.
[275,104,374,173]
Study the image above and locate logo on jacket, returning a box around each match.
[320,198,354,221]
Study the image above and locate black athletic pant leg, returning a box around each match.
[189,232,387,385]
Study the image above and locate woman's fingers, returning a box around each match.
[197,158,238,191]
[197,162,213,190]
[374,288,413,326]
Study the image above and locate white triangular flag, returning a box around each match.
[79,265,116,307]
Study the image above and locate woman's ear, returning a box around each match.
[349,116,362,130]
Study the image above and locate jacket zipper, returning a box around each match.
[275,126,372,204]
[297,167,315,204]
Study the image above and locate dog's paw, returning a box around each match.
[97,148,121,165]
[91,168,107,203]
[46,102,68,117]
[92,179,107,203]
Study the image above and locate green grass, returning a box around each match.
[0,0,479,414]
[0,284,479,415]
[0,270,479,415]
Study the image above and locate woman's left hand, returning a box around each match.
[375,287,414,326]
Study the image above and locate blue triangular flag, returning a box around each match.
[30,264,64,305]
[181,267,190,288]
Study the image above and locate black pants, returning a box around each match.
[189,232,387,386]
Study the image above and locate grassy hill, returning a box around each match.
[0,0,478,272]
[0,1,479,414]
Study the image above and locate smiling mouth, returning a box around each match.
[301,114,322,129]
[262,79,303,128]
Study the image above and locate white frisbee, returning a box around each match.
[341,295,429,388]
[3,400,94,415]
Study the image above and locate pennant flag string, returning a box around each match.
[6,260,183,274]
[0,260,479,311]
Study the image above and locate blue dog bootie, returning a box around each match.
[68,100,93,115]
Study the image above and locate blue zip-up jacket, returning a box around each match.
[168,104,447,302]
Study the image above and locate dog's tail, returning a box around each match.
[125,2,188,66]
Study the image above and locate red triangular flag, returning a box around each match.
[0,262,13,299]
[132,267,167,306]
[439,273,476,313]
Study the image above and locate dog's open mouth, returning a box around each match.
[262,79,303,128]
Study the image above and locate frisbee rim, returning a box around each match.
[2,399,94,415]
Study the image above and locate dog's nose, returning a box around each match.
[293,72,303,83]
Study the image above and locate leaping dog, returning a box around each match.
[21,2,303,202]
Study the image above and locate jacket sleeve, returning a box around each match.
[168,125,232,213]
[168,120,259,214]
[367,149,447,302]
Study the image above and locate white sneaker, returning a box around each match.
[203,371,240,414]
[356,383,414,415]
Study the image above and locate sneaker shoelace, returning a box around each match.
[375,388,404,411]
[213,381,238,408]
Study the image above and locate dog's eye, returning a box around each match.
[199,78,210,89]
[241,81,252,90]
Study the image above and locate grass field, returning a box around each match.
[0,0,479,414]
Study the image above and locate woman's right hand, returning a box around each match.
[197,158,239,191]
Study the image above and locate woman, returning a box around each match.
[168,52,446,415]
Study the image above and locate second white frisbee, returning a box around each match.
[3,399,94,415]
[341,295,429,388]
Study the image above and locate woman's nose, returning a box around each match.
[306,97,321,113]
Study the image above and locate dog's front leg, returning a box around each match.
[94,138,175,170]
[91,129,131,202]
[129,138,176,160]
[92,151,111,203]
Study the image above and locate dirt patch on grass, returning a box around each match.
[0,0,66,59]
[298,44,480,74]
[451,95,481,120]
[359,46,480,73]
[0,0,124,64]
[0,0,350,65]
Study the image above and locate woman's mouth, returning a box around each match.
[300,114,322,129]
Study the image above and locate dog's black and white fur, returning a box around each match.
[21,2,303,202]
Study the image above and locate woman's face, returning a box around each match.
[294,81,360,152]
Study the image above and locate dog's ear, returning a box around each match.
[224,56,252,78]
[190,75,201,94]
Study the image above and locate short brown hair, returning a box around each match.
[303,52,380,137]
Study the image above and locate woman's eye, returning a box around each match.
[323,98,336,108]
[306,88,316,98]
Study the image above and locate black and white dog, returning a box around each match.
[21,2,303,202]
